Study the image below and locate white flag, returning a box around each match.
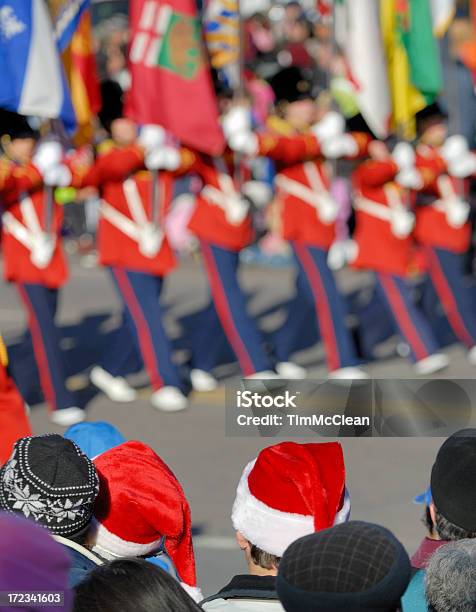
[430,0,456,37]
[335,0,391,139]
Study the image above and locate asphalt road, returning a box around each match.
[1,254,473,596]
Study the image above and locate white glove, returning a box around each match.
[321,134,358,159]
[222,106,251,140]
[311,111,345,143]
[327,240,359,271]
[33,141,63,173]
[392,142,415,171]
[395,168,422,190]
[446,199,470,228]
[390,209,415,238]
[448,155,476,178]
[138,125,166,153]
[225,196,249,225]
[31,233,56,269]
[145,147,181,171]
[241,180,272,208]
[43,165,72,187]
[222,107,257,155]
[139,223,164,258]
[440,135,469,164]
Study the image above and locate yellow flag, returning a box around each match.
[380,0,427,140]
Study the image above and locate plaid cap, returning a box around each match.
[277,521,411,612]
[0,435,99,537]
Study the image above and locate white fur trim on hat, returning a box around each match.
[231,460,315,557]
[181,583,203,603]
[90,520,163,560]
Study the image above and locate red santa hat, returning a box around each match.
[92,441,200,601]
[231,441,350,557]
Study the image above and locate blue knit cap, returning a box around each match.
[64,422,126,459]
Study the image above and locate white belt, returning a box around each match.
[275,162,338,224]
[2,196,56,269]
[354,195,415,239]
[100,178,164,258]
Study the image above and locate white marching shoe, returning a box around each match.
[50,407,85,427]
[276,361,307,379]
[329,367,370,380]
[244,370,281,379]
[150,386,188,412]
[190,369,218,392]
[90,366,137,402]
[414,353,449,375]
[468,346,476,366]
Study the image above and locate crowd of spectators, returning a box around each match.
[1,425,476,610]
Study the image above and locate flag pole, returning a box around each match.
[234,0,245,190]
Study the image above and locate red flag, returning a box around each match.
[126,0,225,155]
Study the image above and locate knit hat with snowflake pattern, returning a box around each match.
[0,434,99,537]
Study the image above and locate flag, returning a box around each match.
[47,0,89,51]
[429,0,455,37]
[380,0,442,139]
[126,0,225,155]
[334,1,391,138]
[204,0,240,87]
[0,0,76,131]
[403,0,443,104]
[59,7,101,144]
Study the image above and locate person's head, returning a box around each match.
[416,103,448,146]
[0,512,72,611]
[425,539,476,612]
[91,441,200,600]
[0,435,99,542]
[0,109,38,163]
[269,67,318,129]
[429,429,476,540]
[110,118,137,146]
[277,521,411,612]
[232,441,349,576]
[74,558,201,612]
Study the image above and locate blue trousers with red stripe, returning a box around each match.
[375,273,440,363]
[198,241,272,375]
[291,243,359,371]
[272,266,320,362]
[17,284,76,412]
[424,246,476,349]
[107,267,184,391]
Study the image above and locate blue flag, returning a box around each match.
[0,0,76,132]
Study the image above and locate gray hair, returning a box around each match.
[425,539,476,612]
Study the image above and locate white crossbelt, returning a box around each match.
[275,161,338,224]
[354,184,415,239]
[2,195,56,269]
[432,174,469,228]
[100,178,164,258]
[201,159,249,226]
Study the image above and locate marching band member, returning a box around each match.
[0,111,84,425]
[350,139,449,374]
[224,67,369,379]
[412,105,476,363]
[78,117,193,412]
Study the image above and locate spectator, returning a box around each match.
[0,512,72,612]
[425,539,476,612]
[0,434,102,586]
[201,441,349,611]
[276,521,411,612]
[90,441,202,601]
[74,558,202,612]
[64,421,126,459]
[402,428,476,611]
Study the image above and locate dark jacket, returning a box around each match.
[201,575,284,611]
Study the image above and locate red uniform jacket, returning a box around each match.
[414,145,471,254]
[187,150,254,252]
[258,131,371,249]
[0,160,68,288]
[351,160,415,277]
[81,145,181,277]
[0,337,31,465]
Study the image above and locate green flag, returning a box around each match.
[402,0,443,104]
